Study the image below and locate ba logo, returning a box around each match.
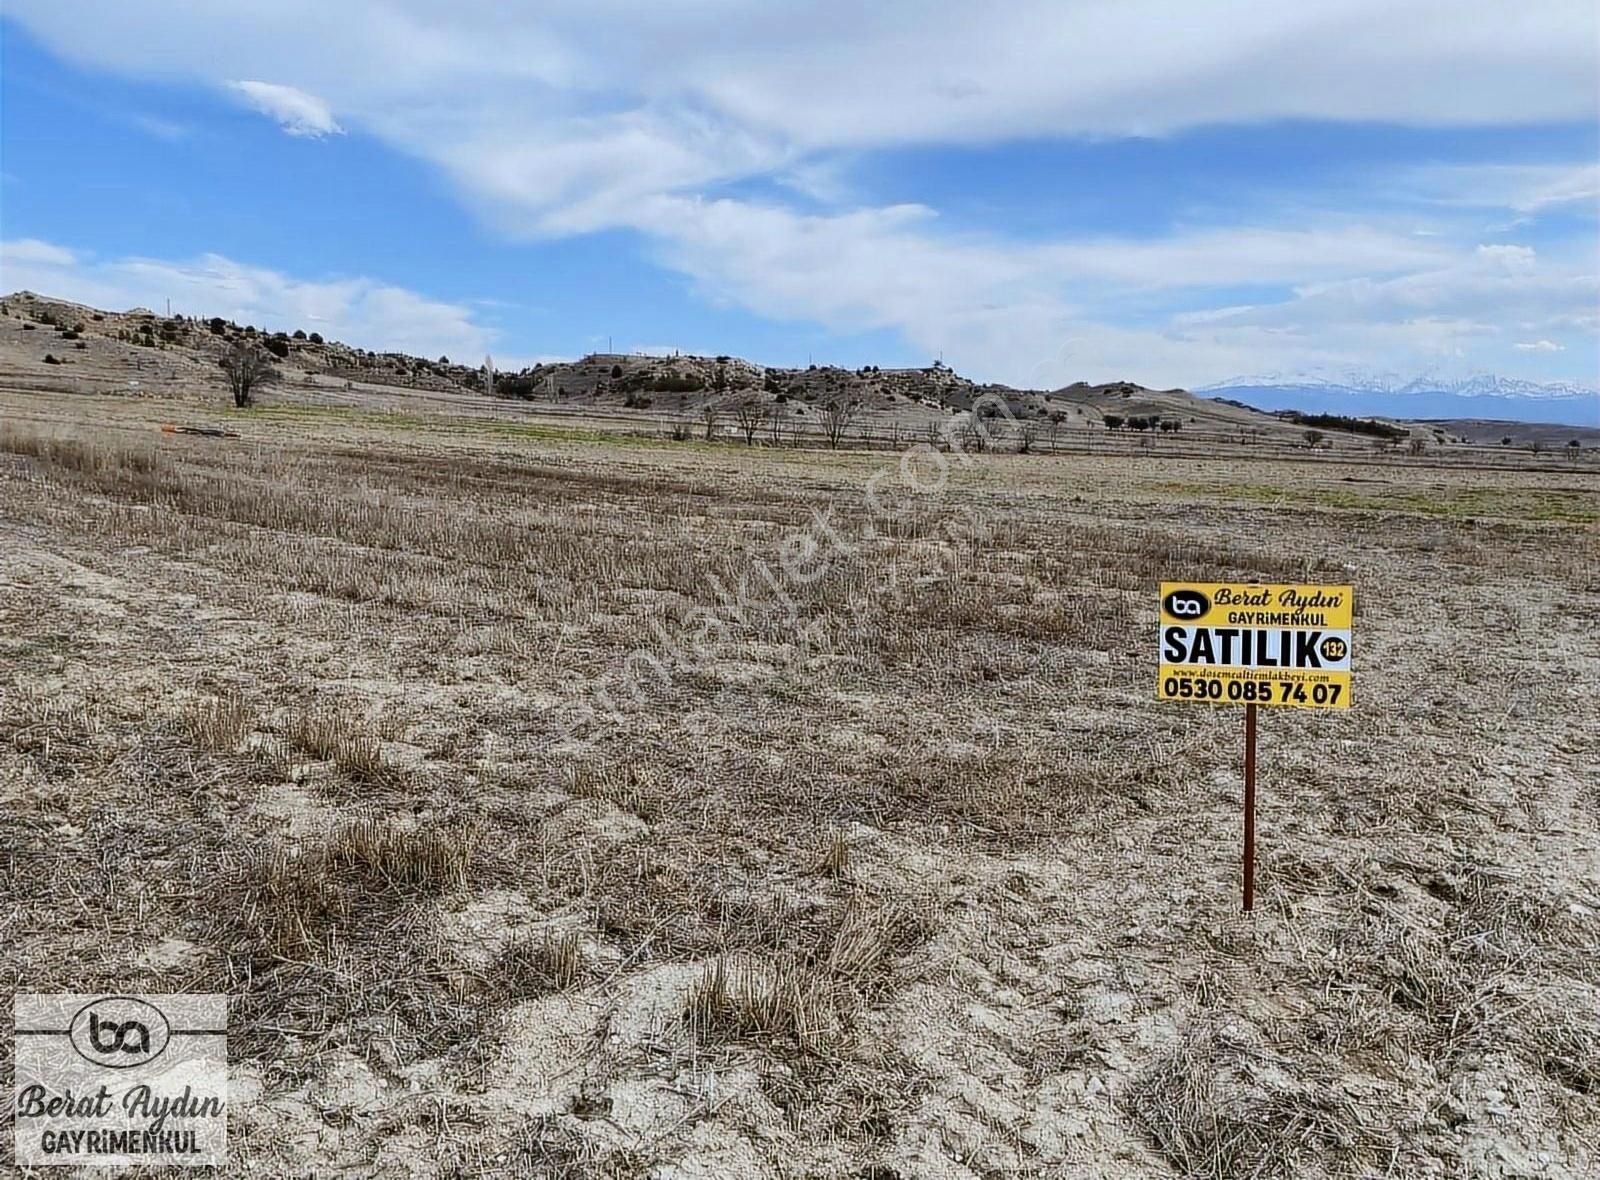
[68,996,171,1068]
[1319,636,1349,663]
[1163,588,1210,620]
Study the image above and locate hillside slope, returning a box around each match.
[0,290,1415,450]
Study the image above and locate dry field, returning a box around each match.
[1,387,1597,1178]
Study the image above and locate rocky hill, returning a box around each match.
[0,290,1415,449]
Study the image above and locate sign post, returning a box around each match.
[1243,702,1257,911]
[1157,582,1353,912]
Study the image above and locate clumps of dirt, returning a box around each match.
[1123,1021,1384,1178]
[1314,861,1594,1079]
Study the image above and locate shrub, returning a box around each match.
[309,332,323,344]
[292,329,306,340]
[610,363,623,379]
[264,338,290,359]
[648,374,703,393]
[208,317,227,335]
[21,323,35,331]
[43,354,61,364]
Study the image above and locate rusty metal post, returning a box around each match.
[1243,702,1258,912]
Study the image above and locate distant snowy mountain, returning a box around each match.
[1197,372,1599,426]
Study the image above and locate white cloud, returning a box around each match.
[228,80,343,138]
[1,238,78,267]
[10,2,1595,224]
[1406,161,1600,213]
[0,238,493,360]
[126,113,193,141]
[1515,339,1565,352]
[4,1,1596,386]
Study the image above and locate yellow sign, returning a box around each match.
[1158,582,1352,709]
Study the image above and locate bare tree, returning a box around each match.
[1407,437,1427,457]
[821,397,857,449]
[1017,421,1038,454]
[959,416,989,454]
[766,404,790,447]
[733,398,766,445]
[700,403,721,442]
[1304,428,1325,447]
[219,341,276,407]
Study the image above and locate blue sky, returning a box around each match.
[1,2,1596,393]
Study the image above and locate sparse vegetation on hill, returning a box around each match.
[2,291,1591,460]
[1278,409,1407,441]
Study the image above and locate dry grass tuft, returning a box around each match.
[1533,1015,1600,1096]
[506,1116,649,1179]
[686,955,841,1052]
[566,761,667,820]
[286,706,352,761]
[0,423,162,480]
[1318,866,1593,1076]
[817,830,850,879]
[493,929,589,998]
[330,813,475,889]
[236,846,349,960]
[180,693,254,752]
[286,705,397,783]
[1123,1023,1377,1179]
[682,895,932,1055]
[821,898,932,996]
